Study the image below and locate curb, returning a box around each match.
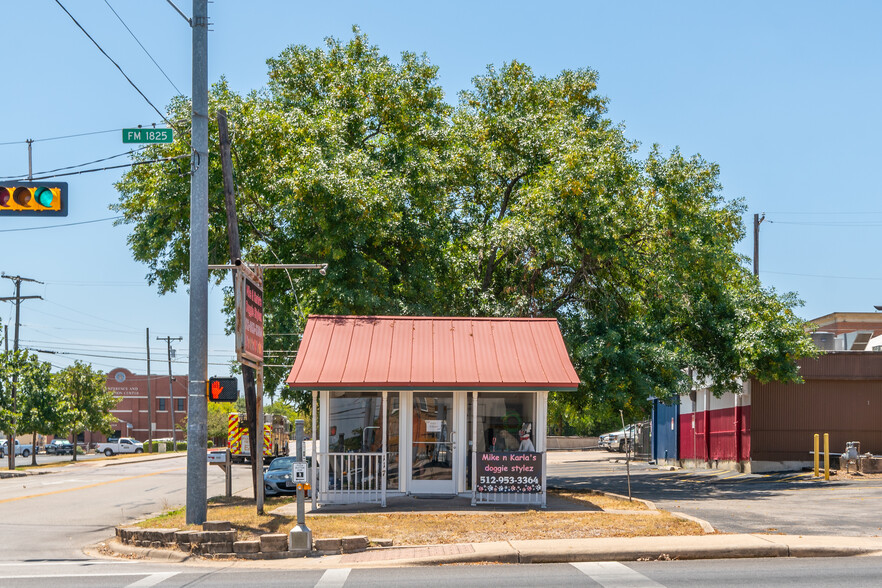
[91,538,191,562]
[670,511,715,533]
[95,534,882,568]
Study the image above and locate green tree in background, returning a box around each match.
[14,352,58,466]
[113,30,815,430]
[54,361,117,462]
[0,351,54,469]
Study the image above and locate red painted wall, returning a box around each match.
[679,406,750,461]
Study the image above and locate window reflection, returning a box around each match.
[327,392,398,489]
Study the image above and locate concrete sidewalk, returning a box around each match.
[98,533,882,569]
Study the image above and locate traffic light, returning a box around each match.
[0,182,68,216]
[207,377,238,402]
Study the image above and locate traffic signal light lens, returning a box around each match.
[34,187,54,208]
[0,182,67,216]
[13,187,31,206]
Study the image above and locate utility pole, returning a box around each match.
[0,274,42,471]
[187,0,210,525]
[753,213,765,276]
[146,328,153,452]
[158,335,182,451]
[217,108,262,514]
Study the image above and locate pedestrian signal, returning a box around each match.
[0,182,68,216]
[207,377,238,402]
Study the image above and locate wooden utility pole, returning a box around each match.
[0,274,43,471]
[753,213,765,276]
[146,328,153,452]
[218,108,264,514]
[157,335,183,451]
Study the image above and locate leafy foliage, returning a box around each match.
[53,361,117,461]
[113,30,816,429]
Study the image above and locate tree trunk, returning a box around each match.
[71,429,77,462]
[30,430,37,466]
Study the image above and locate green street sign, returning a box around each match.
[122,128,173,144]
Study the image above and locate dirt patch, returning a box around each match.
[135,490,700,545]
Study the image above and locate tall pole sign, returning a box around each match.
[235,264,264,368]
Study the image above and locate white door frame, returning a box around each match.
[406,390,459,495]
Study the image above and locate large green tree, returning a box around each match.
[54,361,117,462]
[113,31,815,426]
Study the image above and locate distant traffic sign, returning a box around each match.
[122,128,173,144]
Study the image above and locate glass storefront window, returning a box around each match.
[467,392,536,490]
[327,391,399,490]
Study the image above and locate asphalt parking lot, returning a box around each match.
[547,450,882,536]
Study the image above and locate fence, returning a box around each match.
[319,452,386,506]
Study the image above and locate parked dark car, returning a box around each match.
[264,456,312,496]
[45,439,74,455]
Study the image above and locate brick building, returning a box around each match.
[81,368,188,446]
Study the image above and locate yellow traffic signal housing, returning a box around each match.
[0,182,68,216]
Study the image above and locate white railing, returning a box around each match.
[319,452,386,506]
[474,490,544,506]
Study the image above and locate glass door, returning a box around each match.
[410,391,455,494]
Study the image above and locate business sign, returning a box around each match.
[476,451,543,493]
[235,267,263,367]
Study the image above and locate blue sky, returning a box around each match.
[1,1,880,379]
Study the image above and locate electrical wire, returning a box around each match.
[18,153,189,181]
[53,0,177,131]
[764,271,882,282]
[0,216,122,233]
[0,148,148,181]
[104,0,184,96]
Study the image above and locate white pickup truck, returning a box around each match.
[96,437,144,456]
[0,439,34,458]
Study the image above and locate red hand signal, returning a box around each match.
[210,380,223,399]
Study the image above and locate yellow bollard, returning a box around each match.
[814,434,819,478]
[824,433,830,481]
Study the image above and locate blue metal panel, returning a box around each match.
[652,398,679,461]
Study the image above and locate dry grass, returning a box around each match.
[551,488,649,510]
[136,491,700,544]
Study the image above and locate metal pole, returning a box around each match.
[27,139,33,180]
[186,0,209,526]
[146,328,153,452]
[311,391,317,511]
[822,433,830,480]
[814,433,820,478]
[620,409,632,502]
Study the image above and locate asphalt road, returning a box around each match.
[547,450,882,535]
[0,453,254,561]
[1,557,882,587]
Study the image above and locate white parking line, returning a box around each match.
[572,561,665,587]
[315,567,351,587]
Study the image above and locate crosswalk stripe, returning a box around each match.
[316,568,351,587]
[572,561,665,587]
[126,572,180,587]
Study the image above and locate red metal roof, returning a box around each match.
[286,315,580,391]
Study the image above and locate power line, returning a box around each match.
[0,216,122,234]
[765,270,882,282]
[0,148,148,181]
[53,0,176,130]
[18,153,188,181]
[104,0,184,96]
[0,125,149,146]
